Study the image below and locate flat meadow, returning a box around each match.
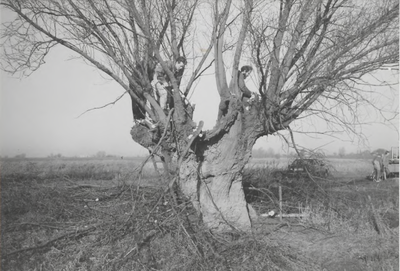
[1,156,398,270]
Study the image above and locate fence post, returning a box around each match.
[279,182,282,221]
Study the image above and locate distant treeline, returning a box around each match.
[3,147,395,160]
[251,147,394,159]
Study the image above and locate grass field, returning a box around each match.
[1,157,398,270]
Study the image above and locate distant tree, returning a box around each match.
[95,151,107,158]
[345,150,373,159]
[254,148,268,158]
[48,153,63,158]
[338,147,346,158]
[266,148,275,157]
[252,148,266,158]
[1,0,398,232]
[360,150,372,158]
[14,153,26,159]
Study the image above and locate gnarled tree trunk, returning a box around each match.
[179,106,260,232]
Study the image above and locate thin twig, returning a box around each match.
[4,222,66,231]
[4,225,97,258]
[76,92,127,118]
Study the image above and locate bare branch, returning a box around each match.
[76,91,127,118]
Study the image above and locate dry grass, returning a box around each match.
[244,160,399,271]
[1,157,398,270]
[1,157,159,181]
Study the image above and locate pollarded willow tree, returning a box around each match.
[1,0,398,232]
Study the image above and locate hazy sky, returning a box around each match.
[0,9,398,158]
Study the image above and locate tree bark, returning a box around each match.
[179,111,258,232]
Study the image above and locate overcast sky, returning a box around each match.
[0,9,398,158]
